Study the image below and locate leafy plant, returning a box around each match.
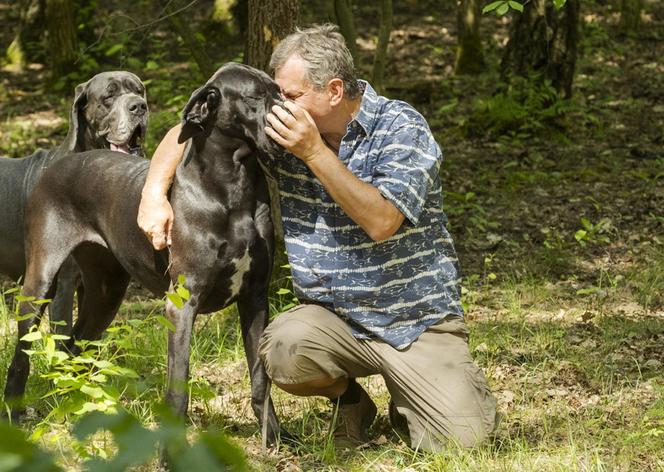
[464,74,574,139]
[482,0,567,16]
[574,217,612,246]
[0,408,247,472]
[21,325,140,427]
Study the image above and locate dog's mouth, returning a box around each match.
[108,124,145,156]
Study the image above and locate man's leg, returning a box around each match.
[375,316,497,451]
[258,304,380,446]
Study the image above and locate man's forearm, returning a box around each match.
[305,148,404,241]
[142,124,186,198]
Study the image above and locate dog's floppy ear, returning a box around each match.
[62,79,90,152]
[178,86,221,144]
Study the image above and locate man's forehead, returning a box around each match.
[275,54,310,91]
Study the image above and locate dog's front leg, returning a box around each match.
[237,295,284,445]
[160,296,198,469]
[164,298,198,418]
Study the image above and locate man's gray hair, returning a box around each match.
[270,24,361,100]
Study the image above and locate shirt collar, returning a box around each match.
[351,80,379,136]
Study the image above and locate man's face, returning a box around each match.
[275,54,334,133]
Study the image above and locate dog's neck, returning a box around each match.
[176,128,262,210]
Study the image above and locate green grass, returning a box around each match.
[2,269,662,470]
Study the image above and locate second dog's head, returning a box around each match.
[177,63,284,159]
[64,71,148,156]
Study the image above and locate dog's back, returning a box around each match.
[0,150,58,279]
[28,150,170,294]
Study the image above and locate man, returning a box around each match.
[138,24,497,452]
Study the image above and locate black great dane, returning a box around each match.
[0,71,148,333]
[4,63,287,444]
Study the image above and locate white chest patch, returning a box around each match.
[228,248,252,300]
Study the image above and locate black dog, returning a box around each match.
[0,71,148,333]
[5,63,286,444]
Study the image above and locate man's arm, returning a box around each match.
[265,102,404,242]
[137,124,186,250]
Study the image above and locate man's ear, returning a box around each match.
[178,86,221,143]
[328,78,344,107]
[62,79,90,152]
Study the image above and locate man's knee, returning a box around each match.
[259,314,339,385]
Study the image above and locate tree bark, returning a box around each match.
[371,0,392,95]
[619,0,643,34]
[500,0,580,98]
[333,0,359,66]
[455,0,484,75]
[246,0,299,278]
[6,0,46,70]
[46,0,77,80]
[246,0,300,71]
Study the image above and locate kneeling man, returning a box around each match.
[138,24,497,452]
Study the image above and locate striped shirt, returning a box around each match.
[277,80,463,350]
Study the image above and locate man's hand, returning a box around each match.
[137,193,173,250]
[265,101,326,163]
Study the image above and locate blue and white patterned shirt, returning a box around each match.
[276,81,463,349]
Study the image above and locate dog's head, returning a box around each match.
[177,63,283,159]
[63,71,148,156]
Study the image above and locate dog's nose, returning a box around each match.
[128,99,147,116]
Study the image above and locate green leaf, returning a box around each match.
[508,1,523,12]
[166,292,184,309]
[553,0,567,9]
[20,331,42,342]
[89,373,108,383]
[497,2,509,15]
[75,402,104,415]
[574,229,587,242]
[105,43,123,56]
[576,287,601,296]
[50,334,71,341]
[80,384,105,399]
[156,314,176,332]
[276,288,291,295]
[15,294,35,302]
[92,360,114,369]
[482,0,504,13]
[176,285,190,301]
[177,274,186,286]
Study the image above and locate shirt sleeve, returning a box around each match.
[371,119,443,226]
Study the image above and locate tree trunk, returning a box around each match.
[371,0,392,95]
[333,0,359,66]
[619,0,643,34]
[6,0,46,70]
[455,0,484,75]
[500,0,580,98]
[246,0,300,71]
[246,0,299,280]
[45,0,77,81]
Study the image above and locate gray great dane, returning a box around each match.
[4,63,290,448]
[0,71,148,333]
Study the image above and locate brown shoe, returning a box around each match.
[330,384,377,449]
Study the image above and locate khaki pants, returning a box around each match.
[258,304,497,451]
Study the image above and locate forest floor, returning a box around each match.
[0,1,663,471]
